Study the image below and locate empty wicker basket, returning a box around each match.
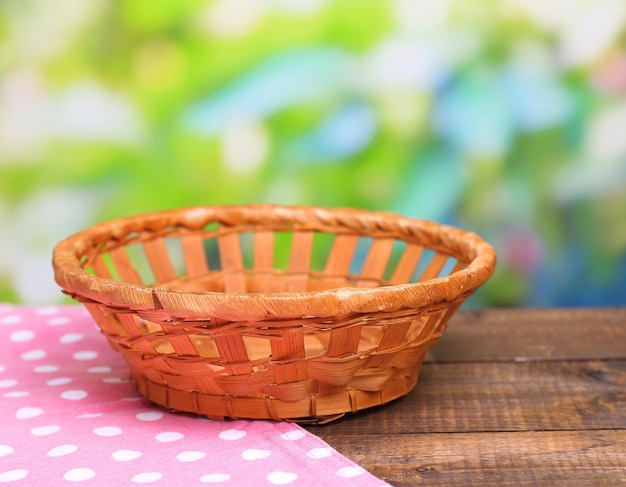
[52,205,496,423]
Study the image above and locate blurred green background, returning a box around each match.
[1,0,625,307]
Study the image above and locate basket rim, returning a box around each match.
[52,204,497,321]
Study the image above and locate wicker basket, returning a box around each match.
[53,205,496,423]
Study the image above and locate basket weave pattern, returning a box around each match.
[53,205,496,423]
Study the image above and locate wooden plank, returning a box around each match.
[428,308,626,362]
[301,309,626,485]
[319,430,626,486]
[307,360,626,435]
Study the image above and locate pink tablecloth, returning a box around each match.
[0,304,389,486]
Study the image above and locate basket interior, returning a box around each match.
[79,221,468,295]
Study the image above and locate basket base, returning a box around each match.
[132,371,420,423]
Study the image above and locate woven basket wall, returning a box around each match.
[53,205,496,423]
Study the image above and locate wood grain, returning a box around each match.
[303,308,626,486]
[429,308,626,362]
[312,360,626,435]
[323,430,626,486]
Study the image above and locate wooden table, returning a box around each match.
[305,308,626,486]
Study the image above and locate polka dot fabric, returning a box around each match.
[0,304,389,486]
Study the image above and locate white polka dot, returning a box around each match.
[34,365,59,373]
[64,468,95,481]
[47,444,78,457]
[36,306,59,315]
[199,474,230,483]
[16,407,44,420]
[0,469,28,482]
[9,330,35,342]
[177,451,206,462]
[21,349,46,361]
[0,315,22,325]
[77,413,102,419]
[336,466,365,478]
[93,426,123,437]
[0,445,13,457]
[307,447,333,459]
[47,317,70,326]
[3,391,29,398]
[31,425,60,436]
[0,365,5,373]
[156,432,184,442]
[267,471,298,485]
[73,350,98,361]
[132,472,163,483]
[280,430,305,441]
[218,429,246,441]
[46,377,73,386]
[88,366,112,373]
[241,449,271,460]
[112,450,142,461]
[61,390,88,400]
[0,379,17,388]
[136,411,163,421]
[59,333,84,344]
